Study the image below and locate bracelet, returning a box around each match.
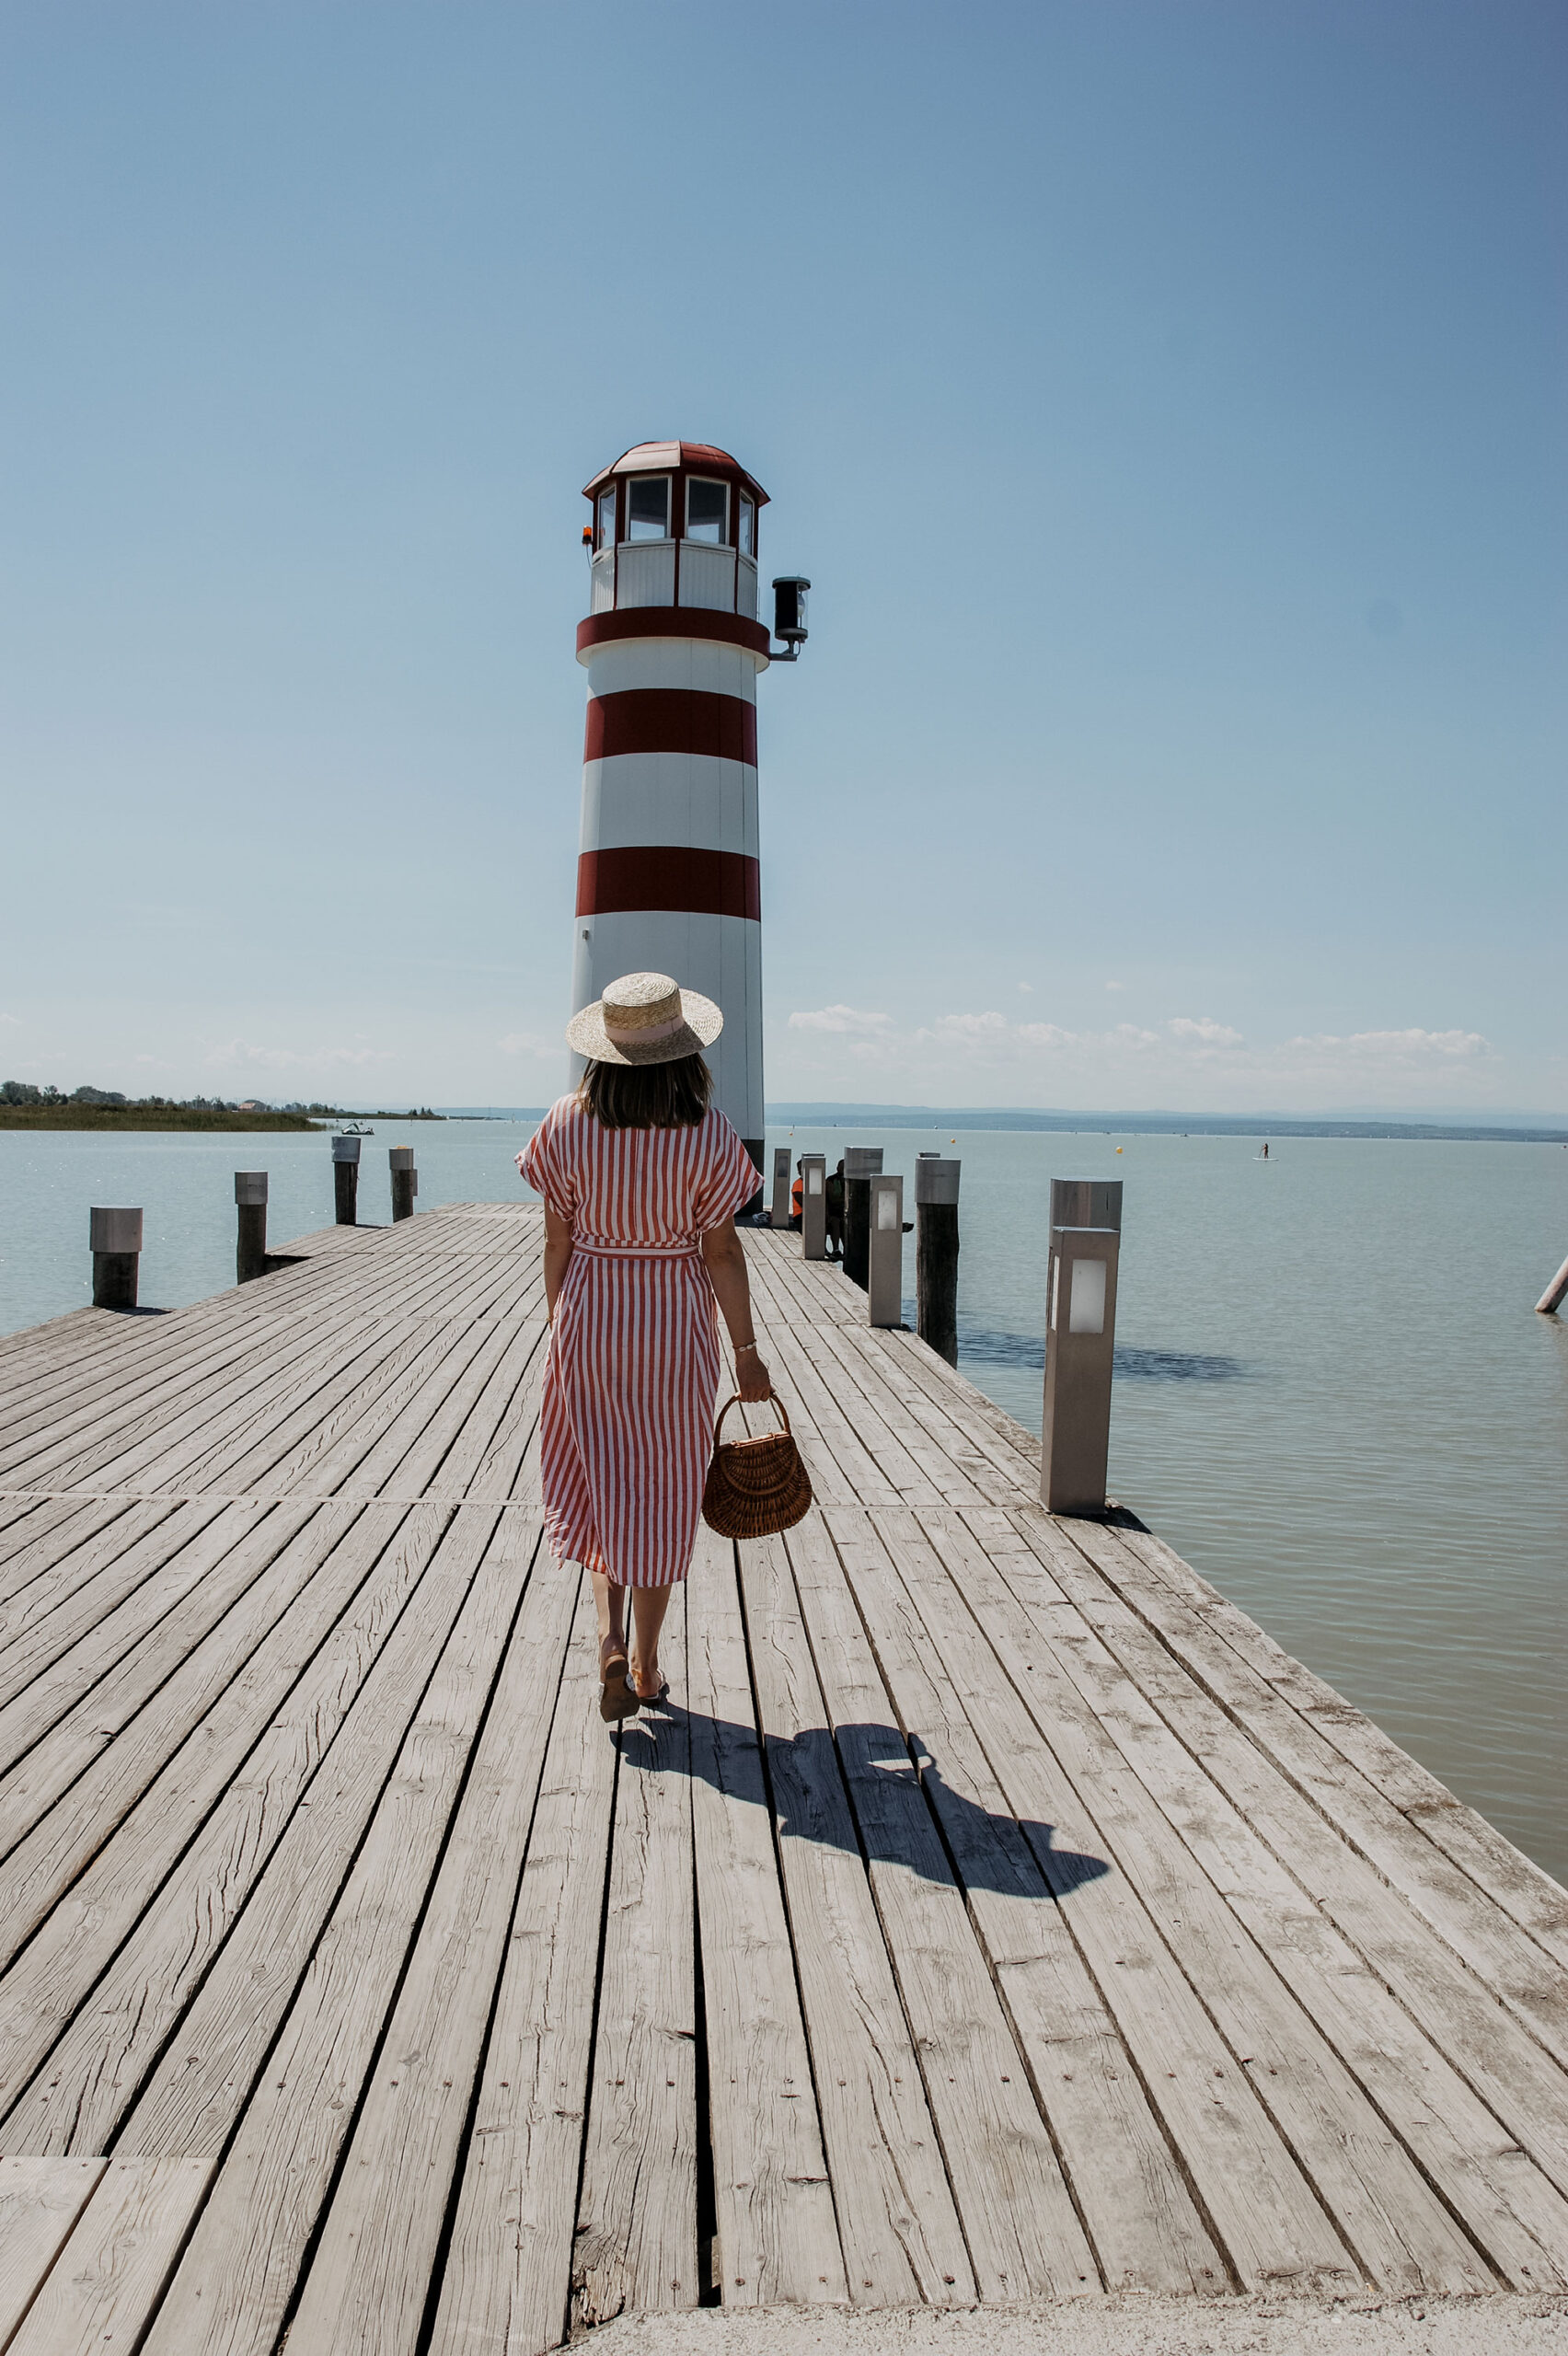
[735,1341,759,1357]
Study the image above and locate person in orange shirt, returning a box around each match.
[789,1161,804,1230]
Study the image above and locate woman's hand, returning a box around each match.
[735,1348,773,1404]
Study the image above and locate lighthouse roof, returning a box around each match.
[582,442,769,505]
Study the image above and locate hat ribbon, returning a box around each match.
[603,1010,687,1045]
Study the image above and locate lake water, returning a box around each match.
[4,1119,1565,1885]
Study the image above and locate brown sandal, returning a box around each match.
[599,1652,640,1723]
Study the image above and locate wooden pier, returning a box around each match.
[3,1202,1568,2352]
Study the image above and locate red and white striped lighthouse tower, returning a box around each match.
[572,442,797,1175]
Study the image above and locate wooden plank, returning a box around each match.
[0,1504,286,1783]
[824,1506,1226,2295]
[116,1506,511,2162]
[793,1323,978,1507]
[0,1499,191,1669]
[820,1323,1021,1506]
[6,2159,214,2356]
[2,1233,489,1493]
[0,1502,329,1877]
[686,1524,847,2307]
[137,1511,538,2356]
[987,1512,1568,2292]
[0,2159,107,2350]
[0,1233,439,1486]
[734,1530,974,2305]
[114,1254,524,1500]
[892,1507,1366,2293]
[1004,1510,1568,2272]
[181,1258,534,1501]
[572,1583,698,2327]
[1106,1525,1568,1979]
[781,1511,1100,2300]
[429,1582,617,2356]
[0,1503,426,2142]
[1062,1522,1568,2137]
[279,1532,579,2354]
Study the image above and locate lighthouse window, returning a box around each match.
[686,479,728,544]
[737,494,755,557]
[626,477,670,540]
[595,486,617,549]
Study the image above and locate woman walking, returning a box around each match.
[518,972,772,1721]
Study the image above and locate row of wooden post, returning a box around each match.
[767,1141,961,1363]
[86,1141,421,1311]
[767,1141,1126,1518]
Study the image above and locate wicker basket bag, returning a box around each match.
[701,1393,813,1540]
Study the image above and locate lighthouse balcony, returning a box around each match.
[591,541,758,620]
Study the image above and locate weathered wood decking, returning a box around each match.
[2,1202,1568,2353]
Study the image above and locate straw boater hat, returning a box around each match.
[566,971,723,1068]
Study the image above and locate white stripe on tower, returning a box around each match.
[570,443,773,1169]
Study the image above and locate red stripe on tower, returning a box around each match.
[584,689,757,767]
[576,848,762,921]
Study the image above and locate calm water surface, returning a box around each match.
[4,1121,1565,1884]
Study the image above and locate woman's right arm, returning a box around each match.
[543,1202,574,1320]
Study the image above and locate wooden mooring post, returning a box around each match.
[235,1172,269,1283]
[389,1146,418,1223]
[841,1146,882,1288]
[89,1207,143,1311]
[915,1152,960,1365]
[332,1133,361,1225]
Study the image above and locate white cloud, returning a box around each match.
[787,1005,894,1036]
[1285,1027,1489,1063]
[0,1012,20,1028]
[497,1031,557,1058]
[1104,980,1126,993]
[207,1040,393,1072]
[1168,1016,1244,1047]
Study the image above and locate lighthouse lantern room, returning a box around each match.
[571,442,804,1174]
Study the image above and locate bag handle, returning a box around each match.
[713,1391,790,1446]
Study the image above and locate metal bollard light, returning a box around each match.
[799,1152,827,1261]
[89,1207,144,1311]
[915,1153,961,1365]
[867,1173,905,1328]
[841,1146,883,1289]
[331,1133,362,1226]
[769,1144,792,1229]
[235,1172,269,1283]
[389,1146,418,1223]
[1041,1179,1124,1516]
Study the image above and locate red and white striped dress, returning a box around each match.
[520,1098,761,1588]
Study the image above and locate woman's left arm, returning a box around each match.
[700,1222,772,1403]
[542,1202,574,1321]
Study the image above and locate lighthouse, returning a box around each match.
[571,442,805,1177]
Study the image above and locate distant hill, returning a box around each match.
[767,1103,1568,1145]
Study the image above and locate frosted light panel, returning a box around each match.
[876,1191,899,1230]
[1068,1258,1107,1334]
[807,1167,824,1195]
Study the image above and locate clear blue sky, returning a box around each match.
[2,2,1562,1114]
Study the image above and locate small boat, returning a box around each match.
[334,1120,375,1137]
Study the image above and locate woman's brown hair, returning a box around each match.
[578,1053,713,1130]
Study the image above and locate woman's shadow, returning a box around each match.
[623,1702,1109,1904]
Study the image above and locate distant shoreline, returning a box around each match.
[0,1106,322,1132]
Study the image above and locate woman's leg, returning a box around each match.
[593,1569,628,1666]
[628,1583,674,1698]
